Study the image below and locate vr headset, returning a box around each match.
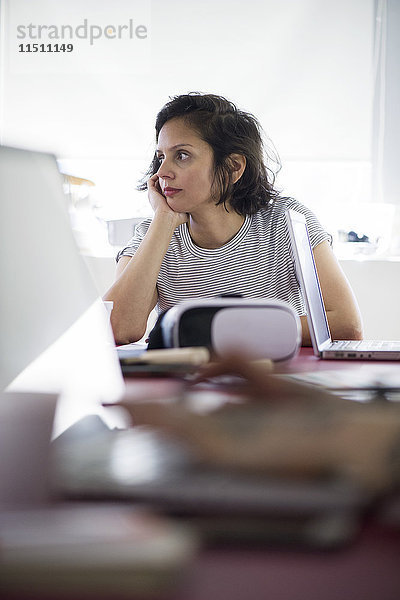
[148,297,301,362]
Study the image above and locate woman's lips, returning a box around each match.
[164,187,182,197]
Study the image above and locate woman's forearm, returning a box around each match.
[300,309,363,348]
[325,308,363,341]
[104,212,180,344]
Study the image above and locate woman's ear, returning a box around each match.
[228,154,246,184]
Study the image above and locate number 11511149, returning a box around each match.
[18,43,74,52]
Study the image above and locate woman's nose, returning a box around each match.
[156,159,174,180]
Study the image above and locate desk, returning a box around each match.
[4,350,399,600]
[280,345,400,373]
[173,523,400,600]
[125,349,400,600]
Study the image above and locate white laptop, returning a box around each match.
[285,209,400,360]
[0,145,127,436]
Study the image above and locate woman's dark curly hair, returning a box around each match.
[138,92,281,216]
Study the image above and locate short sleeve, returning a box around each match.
[286,199,332,249]
[115,219,152,262]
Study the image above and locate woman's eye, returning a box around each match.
[156,151,189,164]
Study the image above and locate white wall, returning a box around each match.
[1,0,374,219]
[340,259,400,339]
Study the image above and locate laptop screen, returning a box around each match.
[285,210,331,352]
[0,146,126,436]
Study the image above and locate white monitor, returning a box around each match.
[0,146,126,436]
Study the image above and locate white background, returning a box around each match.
[1,0,374,220]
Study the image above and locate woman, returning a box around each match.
[104,93,363,346]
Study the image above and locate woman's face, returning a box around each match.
[155,118,216,216]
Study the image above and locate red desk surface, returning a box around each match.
[282,345,400,373]
[174,522,400,600]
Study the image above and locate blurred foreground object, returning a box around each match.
[0,392,58,509]
[115,357,400,493]
[0,505,197,599]
[0,393,197,598]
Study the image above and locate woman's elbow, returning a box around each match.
[343,324,364,341]
[334,317,364,341]
[110,317,146,346]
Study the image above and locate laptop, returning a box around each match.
[0,145,127,436]
[285,209,400,360]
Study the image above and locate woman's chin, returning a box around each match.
[166,198,185,212]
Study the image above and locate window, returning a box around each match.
[3,0,396,257]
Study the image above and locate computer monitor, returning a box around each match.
[0,146,126,436]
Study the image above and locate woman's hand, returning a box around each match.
[148,174,188,227]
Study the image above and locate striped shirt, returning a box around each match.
[117,197,330,316]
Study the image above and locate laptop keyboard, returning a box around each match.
[331,340,400,351]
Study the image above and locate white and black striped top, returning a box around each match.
[117,197,330,316]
